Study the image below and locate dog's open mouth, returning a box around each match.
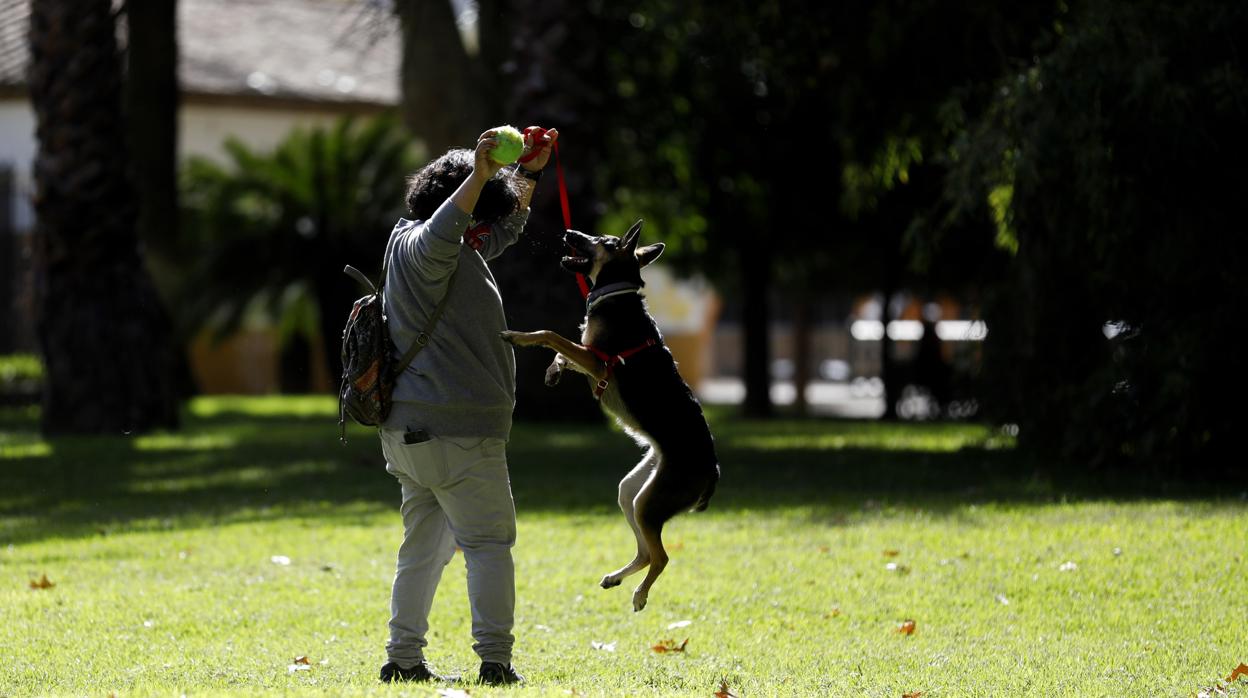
[560,254,592,273]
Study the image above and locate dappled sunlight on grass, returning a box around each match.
[123,460,339,495]
[526,431,602,449]
[133,432,238,452]
[190,394,339,419]
[721,420,1013,453]
[2,398,1245,695]
[0,441,51,459]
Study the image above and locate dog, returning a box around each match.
[500,220,720,612]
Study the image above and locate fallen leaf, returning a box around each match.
[883,549,901,557]
[903,691,925,698]
[668,620,693,630]
[714,679,739,698]
[819,545,831,554]
[885,562,911,575]
[651,638,689,653]
[29,574,55,590]
[293,656,311,665]
[896,619,917,635]
[591,640,616,652]
[1227,662,1248,683]
[825,606,842,619]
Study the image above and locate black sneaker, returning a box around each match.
[478,661,525,685]
[379,660,449,683]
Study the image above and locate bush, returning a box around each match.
[0,354,42,405]
[949,0,1248,480]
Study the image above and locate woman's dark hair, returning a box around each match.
[404,148,521,224]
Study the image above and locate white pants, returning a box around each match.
[379,429,517,666]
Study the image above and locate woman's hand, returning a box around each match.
[452,129,509,217]
[471,129,508,181]
[519,126,559,172]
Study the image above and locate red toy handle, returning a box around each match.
[516,126,550,165]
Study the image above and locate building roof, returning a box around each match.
[0,0,400,107]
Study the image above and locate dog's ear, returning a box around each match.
[622,219,644,250]
[636,242,664,268]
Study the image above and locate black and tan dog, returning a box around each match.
[501,220,720,612]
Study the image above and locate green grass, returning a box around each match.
[1,396,1245,697]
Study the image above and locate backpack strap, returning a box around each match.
[344,227,460,381]
[343,264,377,293]
[391,266,458,378]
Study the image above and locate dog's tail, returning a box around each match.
[692,464,719,512]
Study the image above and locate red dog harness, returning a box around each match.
[586,339,658,399]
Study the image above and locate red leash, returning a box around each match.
[520,126,589,299]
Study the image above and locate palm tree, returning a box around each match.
[178,114,420,385]
[28,0,180,434]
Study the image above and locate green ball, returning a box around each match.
[489,125,524,164]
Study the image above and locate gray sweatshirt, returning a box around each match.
[381,198,529,439]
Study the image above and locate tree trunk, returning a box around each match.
[396,0,494,156]
[29,0,180,434]
[0,167,13,353]
[880,251,899,420]
[742,245,773,418]
[792,293,813,417]
[488,0,608,422]
[122,0,178,252]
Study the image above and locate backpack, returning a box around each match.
[337,245,455,441]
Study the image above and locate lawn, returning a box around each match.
[1,396,1245,697]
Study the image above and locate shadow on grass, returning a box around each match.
[0,401,1242,547]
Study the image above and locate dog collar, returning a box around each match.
[585,282,642,312]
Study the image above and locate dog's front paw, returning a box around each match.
[631,587,649,612]
[500,330,537,347]
[544,361,564,387]
[600,573,621,589]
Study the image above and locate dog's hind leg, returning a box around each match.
[628,464,704,612]
[629,505,669,613]
[628,462,708,614]
[600,448,658,589]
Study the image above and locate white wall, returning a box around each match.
[0,99,37,232]
[0,97,365,233]
[180,103,351,164]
